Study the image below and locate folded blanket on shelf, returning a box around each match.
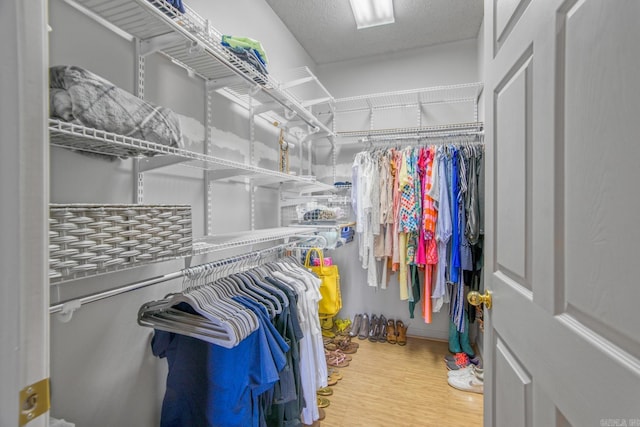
[49,65,183,151]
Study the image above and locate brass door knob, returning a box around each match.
[467,290,492,309]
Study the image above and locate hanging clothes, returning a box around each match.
[351,138,484,326]
[433,148,452,313]
[150,258,328,427]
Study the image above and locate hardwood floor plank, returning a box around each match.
[317,337,483,427]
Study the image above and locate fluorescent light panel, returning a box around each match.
[349,0,395,29]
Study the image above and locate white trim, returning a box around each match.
[1,0,50,425]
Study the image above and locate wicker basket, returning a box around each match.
[49,204,192,280]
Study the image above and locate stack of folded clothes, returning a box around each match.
[221,35,269,77]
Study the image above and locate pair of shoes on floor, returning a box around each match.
[333,334,359,354]
[447,364,484,394]
[317,396,330,408]
[352,313,372,340]
[317,387,333,397]
[351,313,408,344]
[385,319,408,345]
[327,368,343,386]
[367,314,388,342]
[325,334,359,353]
[350,313,366,339]
[325,349,351,368]
[445,352,483,370]
[448,364,484,380]
[334,318,352,334]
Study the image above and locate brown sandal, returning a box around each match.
[334,335,359,354]
[386,318,397,344]
[396,320,408,346]
[324,342,337,351]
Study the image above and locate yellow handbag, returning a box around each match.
[304,247,342,318]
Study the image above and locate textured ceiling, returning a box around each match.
[264,0,484,65]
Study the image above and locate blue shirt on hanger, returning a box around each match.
[152,302,279,427]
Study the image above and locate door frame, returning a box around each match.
[0,0,50,425]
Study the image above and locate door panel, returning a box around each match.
[560,0,640,353]
[485,0,640,425]
[495,52,532,287]
[494,0,532,53]
[494,337,532,427]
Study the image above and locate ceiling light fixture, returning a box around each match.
[349,0,395,30]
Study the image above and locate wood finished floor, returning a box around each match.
[315,337,483,427]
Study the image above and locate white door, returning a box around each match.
[483,1,640,425]
[0,0,50,426]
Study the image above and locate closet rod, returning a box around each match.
[359,130,484,145]
[49,271,183,315]
[49,243,297,316]
[337,121,483,139]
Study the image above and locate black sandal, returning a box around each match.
[377,314,387,342]
[368,314,379,342]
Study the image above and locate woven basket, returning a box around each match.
[49,204,192,281]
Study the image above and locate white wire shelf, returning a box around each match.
[280,194,350,208]
[272,67,335,112]
[334,82,483,114]
[337,121,484,141]
[280,180,337,195]
[287,222,357,250]
[49,119,322,188]
[192,227,318,256]
[290,222,356,230]
[70,0,333,138]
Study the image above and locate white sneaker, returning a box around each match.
[448,365,475,377]
[448,374,484,394]
[448,364,484,379]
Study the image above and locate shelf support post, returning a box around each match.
[331,137,337,185]
[205,80,214,235]
[134,39,145,204]
[249,97,256,231]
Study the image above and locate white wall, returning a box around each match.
[317,39,478,97]
[48,0,317,424]
[477,20,486,122]
[188,0,316,75]
[314,39,480,342]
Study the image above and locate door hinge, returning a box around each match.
[19,378,50,426]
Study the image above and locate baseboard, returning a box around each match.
[406,330,449,342]
[407,334,448,343]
